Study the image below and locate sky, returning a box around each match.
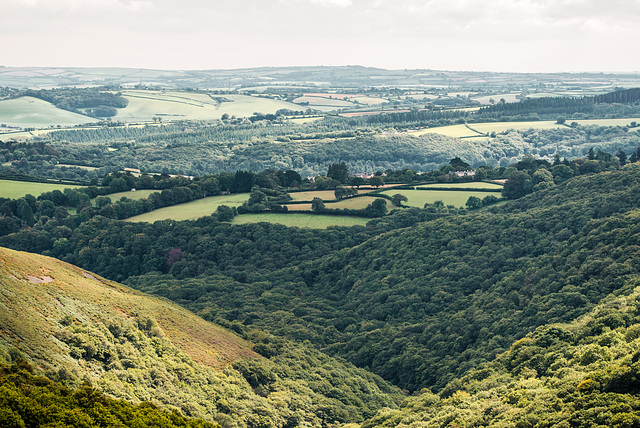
[2,0,639,73]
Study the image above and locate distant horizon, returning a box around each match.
[3,0,639,76]
[1,64,640,76]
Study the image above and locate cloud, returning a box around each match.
[282,0,353,8]
[8,0,152,13]
[394,0,640,30]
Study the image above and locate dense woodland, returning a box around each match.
[362,282,640,427]
[0,360,218,428]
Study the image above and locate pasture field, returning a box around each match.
[102,189,158,202]
[340,109,411,117]
[115,90,304,122]
[351,96,388,105]
[446,92,478,97]
[400,94,440,101]
[287,116,325,124]
[469,121,565,134]
[0,96,96,128]
[418,182,503,190]
[380,189,502,208]
[0,179,84,199]
[239,85,317,92]
[287,196,389,211]
[572,118,640,127]
[302,93,354,100]
[289,190,338,201]
[125,193,248,222]
[469,118,640,136]
[411,124,482,138]
[472,93,521,105]
[231,213,370,229]
[526,92,565,98]
[293,96,354,108]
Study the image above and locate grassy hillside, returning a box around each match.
[0,178,84,199]
[0,246,401,426]
[0,246,254,369]
[0,96,96,128]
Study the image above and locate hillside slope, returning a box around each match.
[0,246,255,370]
[127,165,640,393]
[0,247,400,426]
[361,277,640,427]
[0,361,218,428]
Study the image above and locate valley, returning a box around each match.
[2,66,640,427]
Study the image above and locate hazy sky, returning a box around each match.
[2,0,639,72]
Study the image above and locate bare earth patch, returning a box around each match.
[28,275,53,284]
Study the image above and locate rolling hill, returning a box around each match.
[0,96,96,128]
[0,246,400,426]
[0,246,255,370]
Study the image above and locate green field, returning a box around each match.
[114,90,304,122]
[102,189,158,202]
[572,117,640,127]
[289,190,339,201]
[351,96,388,105]
[469,121,565,134]
[471,93,521,105]
[0,179,84,199]
[380,189,502,208]
[231,213,370,228]
[418,182,504,190]
[526,92,565,98]
[0,96,96,128]
[423,118,640,139]
[292,96,354,108]
[125,193,248,222]
[411,124,482,138]
[287,116,325,124]
[287,196,389,211]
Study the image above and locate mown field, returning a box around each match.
[231,213,370,228]
[0,179,83,199]
[0,96,96,128]
[380,189,503,208]
[125,193,248,222]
